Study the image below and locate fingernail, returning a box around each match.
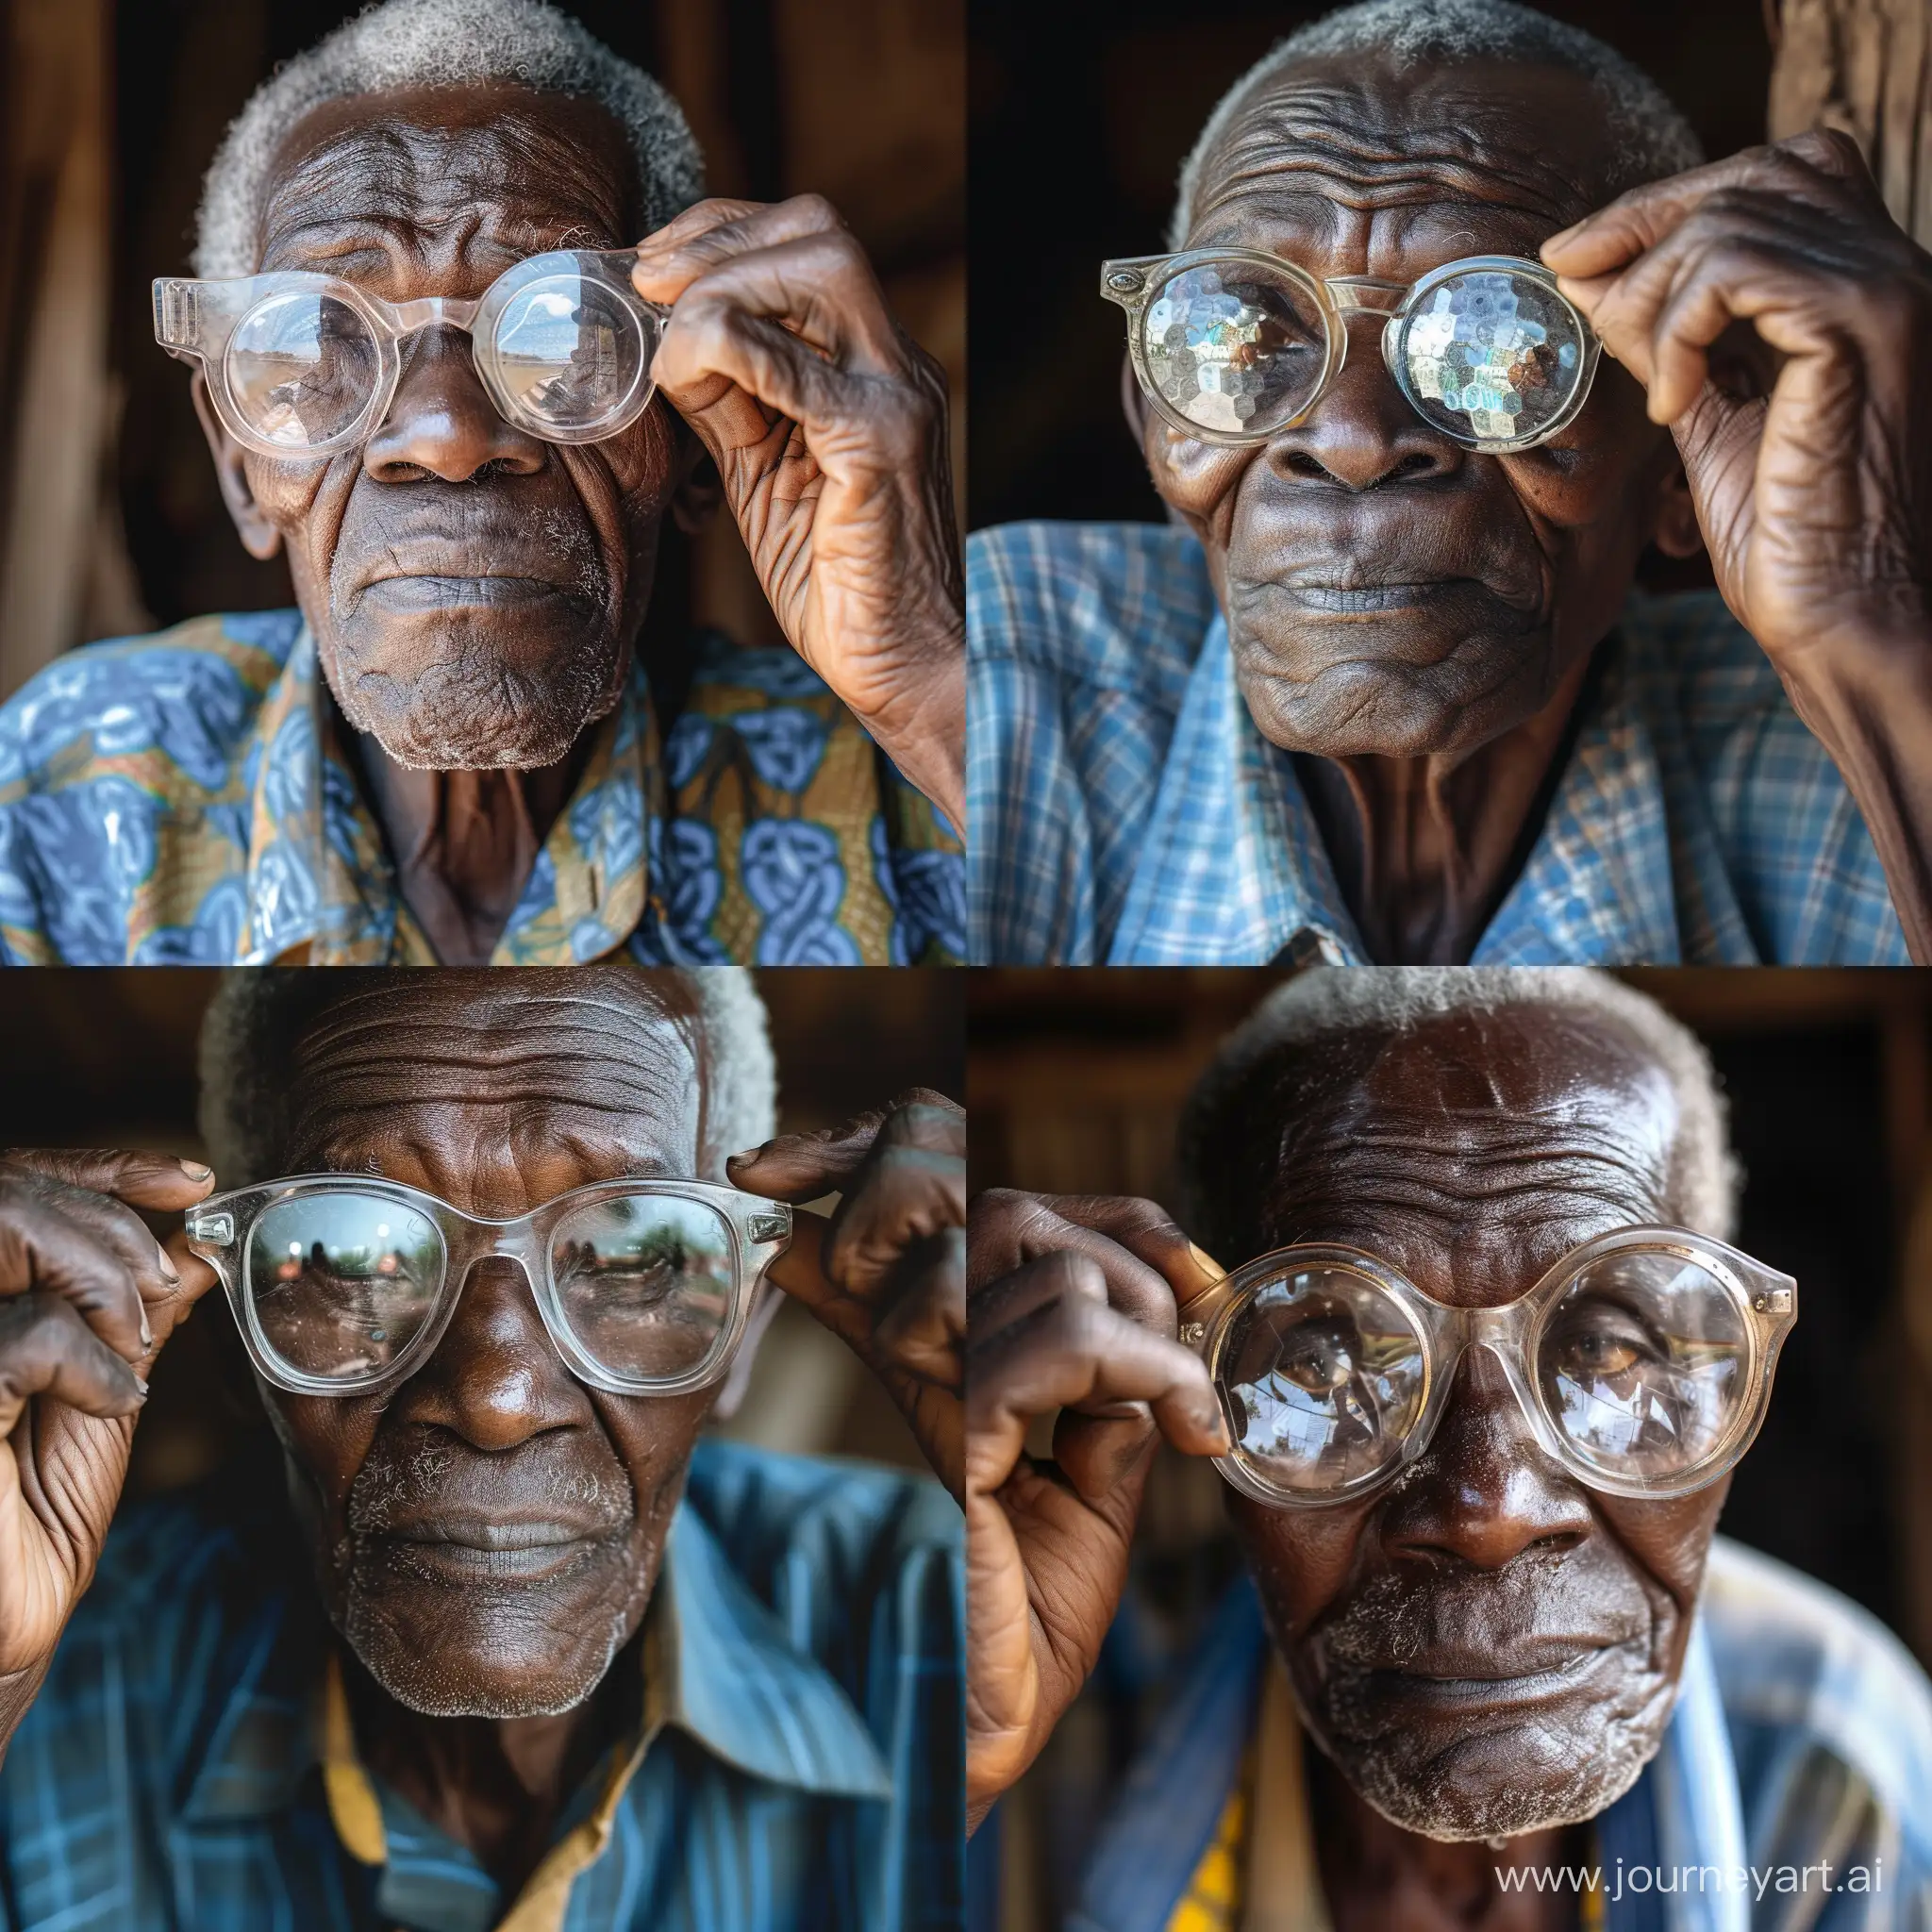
[132,1375,150,1400]
[1188,1242,1225,1283]
[177,1160,212,1182]
[139,1311,153,1350]
[157,1245,179,1285]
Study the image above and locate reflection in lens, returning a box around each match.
[1538,1251,1747,1481]
[226,291,379,447]
[1216,1266,1427,1493]
[1396,271,1586,445]
[1144,262,1326,437]
[247,1194,443,1380]
[491,275,644,428]
[550,1196,734,1382]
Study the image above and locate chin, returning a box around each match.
[322,612,627,772]
[1227,610,1559,761]
[1324,1705,1668,1844]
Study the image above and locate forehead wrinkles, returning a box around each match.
[282,991,697,1154]
[1193,73,1602,240]
[262,111,630,261]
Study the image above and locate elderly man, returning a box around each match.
[966,970,1932,1928]
[0,966,965,1930]
[0,0,963,966]
[969,0,1932,965]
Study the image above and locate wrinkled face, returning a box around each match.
[208,83,686,771]
[1222,1006,1726,1840]
[255,970,715,1719]
[1147,57,1690,759]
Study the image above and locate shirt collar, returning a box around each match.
[175,1481,889,1833]
[1108,603,1709,966]
[234,624,658,967]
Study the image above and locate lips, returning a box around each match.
[357,575,575,610]
[365,1515,622,1586]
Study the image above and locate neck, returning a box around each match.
[1309,1749,1587,1932]
[1294,649,1598,965]
[352,728,590,966]
[348,1642,633,1894]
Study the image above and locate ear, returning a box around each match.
[670,436,723,538]
[1120,347,1151,451]
[1651,442,1704,560]
[189,368,283,561]
[708,1279,784,1422]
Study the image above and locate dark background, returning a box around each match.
[967,0,1773,540]
[0,967,966,1491]
[970,967,1932,1927]
[0,0,964,697]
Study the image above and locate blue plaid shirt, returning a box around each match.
[967,522,1909,965]
[1058,1538,1932,1932]
[0,1438,963,1932]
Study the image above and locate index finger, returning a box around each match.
[1,1149,214,1213]
[727,1090,963,1201]
[633,193,848,303]
[1541,132,1868,277]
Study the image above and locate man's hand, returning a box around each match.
[0,1151,217,1734]
[963,1191,1228,1832]
[1543,131,1932,686]
[633,197,964,831]
[725,1091,964,1494]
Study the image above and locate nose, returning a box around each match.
[386,1257,589,1450]
[1378,1346,1593,1570]
[362,327,547,483]
[1267,314,1462,491]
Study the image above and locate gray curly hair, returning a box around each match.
[197,966,776,1190]
[1176,967,1738,1260]
[1171,0,1705,248]
[192,0,704,278]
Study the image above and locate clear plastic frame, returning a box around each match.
[185,1174,792,1400]
[1101,249,1603,454]
[1176,1226,1795,1507]
[153,251,666,459]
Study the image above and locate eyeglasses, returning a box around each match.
[1102,249,1602,454]
[152,251,664,459]
[185,1174,791,1399]
[1176,1226,1794,1507]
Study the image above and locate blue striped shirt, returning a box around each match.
[0,1437,963,1931]
[967,521,1909,965]
[1058,1538,1932,1932]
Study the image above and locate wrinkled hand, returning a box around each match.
[634,197,964,829]
[964,1191,1227,1830]
[1543,130,1932,679]
[726,1091,964,1495]
[0,1151,216,1706]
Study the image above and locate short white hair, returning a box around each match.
[197,966,776,1188]
[193,0,704,278]
[1177,967,1738,1256]
[1171,0,1705,248]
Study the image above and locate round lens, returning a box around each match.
[489,274,647,432]
[225,291,379,448]
[1395,269,1587,446]
[1211,1265,1429,1496]
[246,1194,443,1382]
[1142,261,1327,438]
[549,1196,736,1383]
[1537,1250,1749,1482]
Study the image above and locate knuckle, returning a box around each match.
[788,192,844,234]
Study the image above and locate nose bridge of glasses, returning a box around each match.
[1325,277,1407,319]
[384,294,483,339]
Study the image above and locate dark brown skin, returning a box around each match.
[965,1002,1731,1931]
[0,973,963,1899]
[1144,52,1932,962]
[197,82,963,964]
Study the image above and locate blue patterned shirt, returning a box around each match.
[0,613,964,965]
[967,522,1908,965]
[0,1437,963,1932]
[1048,1538,1932,1932]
